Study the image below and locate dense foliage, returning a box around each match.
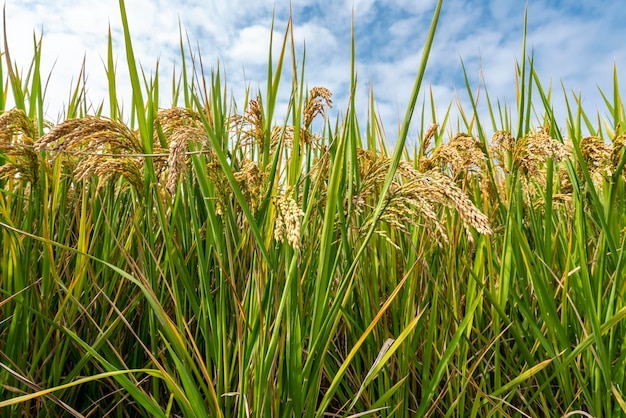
[2,1,626,416]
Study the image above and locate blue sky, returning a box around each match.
[3,0,625,144]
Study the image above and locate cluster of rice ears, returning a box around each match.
[2,2,626,417]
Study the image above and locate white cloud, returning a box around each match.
[389,17,421,37]
[227,25,279,66]
[1,0,625,139]
[293,22,337,53]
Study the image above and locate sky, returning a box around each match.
[3,0,625,146]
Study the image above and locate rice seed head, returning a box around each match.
[492,130,516,153]
[0,109,37,146]
[234,159,265,213]
[611,132,626,169]
[513,127,567,177]
[0,109,40,183]
[407,170,493,241]
[229,98,265,148]
[580,135,612,186]
[269,87,332,151]
[274,191,305,250]
[357,148,390,195]
[303,87,333,128]
[424,123,439,143]
[35,116,144,192]
[528,126,568,161]
[580,135,611,166]
[490,130,517,175]
[206,157,231,216]
[429,133,486,178]
[165,125,211,196]
[416,124,439,169]
[35,116,142,154]
[357,148,492,245]
[75,156,143,193]
[490,126,570,201]
[155,107,204,138]
[270,125,296,149]
[153,107,210,194]
[166,129,189,196]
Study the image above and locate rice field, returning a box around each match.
[2,1,626,417]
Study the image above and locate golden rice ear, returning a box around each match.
[611,132,626,168]
[0,109,37,144]
[75,156,144,193]
[270,125,296,150]
[33,116,144,192]
[165,126,211,196]
[152,107,209,195]
[228,98,265,148]
[499,127,567,191]
[155,107,204,132]
[35,116,142,154]
[580,135,612,187]
[355,148,492,245]
[489,127,574,201]
[234,159,266,213]
[423,123,439,144]
[580,135,611,168]
[491,130,516,153]
[303,87,333,129]
[419,131,487,180]
[0,109,40,183]
[274,191,305,250]
[394,169,493,243]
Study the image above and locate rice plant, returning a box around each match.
[1,1,626,417]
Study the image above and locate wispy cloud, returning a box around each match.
[2,0,624,142]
